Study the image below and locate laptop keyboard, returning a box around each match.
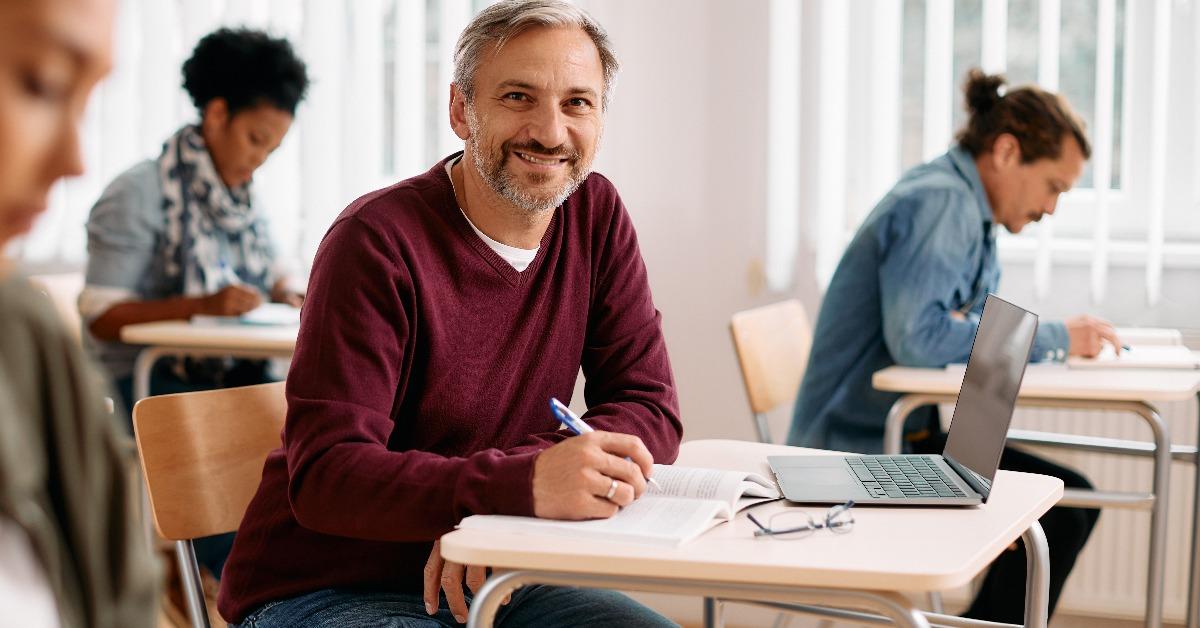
[846,456,967,499]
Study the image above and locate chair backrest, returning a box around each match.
[133,382,286,541]
[729,299,812,424]
[27,272,84,344]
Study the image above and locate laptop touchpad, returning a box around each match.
[799,468,853,486]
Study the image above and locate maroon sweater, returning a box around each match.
[218,156,682,622]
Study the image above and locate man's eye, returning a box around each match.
[503,92,528,102]
[567,98,591,108]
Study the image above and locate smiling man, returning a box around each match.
[216,2,681,627]
[787,70,1108,623]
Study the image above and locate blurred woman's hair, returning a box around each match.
[956,69,1091,162]
[182,27,309,117]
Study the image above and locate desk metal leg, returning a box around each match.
[1188,393,1200,628]
[884,394,1171,628]
[466,571,930,628]
[132,346,174,403]
[1023,522,1050,628]
[703,597,723,628]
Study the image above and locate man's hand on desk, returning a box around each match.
[1066,314,1123,358]
[423,539,508,623]
[532,431,653,520]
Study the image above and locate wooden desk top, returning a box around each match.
[120,320,298,353]
[440,439,1062,592]
[874,364,1200,402]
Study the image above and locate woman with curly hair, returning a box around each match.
[81,27,309,582]
[82,27,310,417]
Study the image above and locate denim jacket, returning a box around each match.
[787,147,1068,454]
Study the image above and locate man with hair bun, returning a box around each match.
[217,1,680,626]
[787,69,1108,622]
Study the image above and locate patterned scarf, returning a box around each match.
[157,124,274,297]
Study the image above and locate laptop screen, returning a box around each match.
[942,295,1038,497]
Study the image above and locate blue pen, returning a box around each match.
[549,397,662,491]
[218,258,241,286]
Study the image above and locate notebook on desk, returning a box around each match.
[192,303,301,327]
[769,294,1038,507]
[1068,344,1200,370]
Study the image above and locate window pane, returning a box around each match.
[383,0,397,175]
[901,0,926,171]
[425,0,441,165]
[1110,0,1125,189]
[1060,0,1097,188]
[951,0,983,135]
[1006,0,1039,86]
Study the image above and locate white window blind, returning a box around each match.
[11,0,488,271]
[769,0,1200,308]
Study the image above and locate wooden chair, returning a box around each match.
[728,300,812,443]
[133,382,286,628]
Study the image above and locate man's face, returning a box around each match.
[0,0,113,247]
[985,134,1086,234]
[453,26,605,215]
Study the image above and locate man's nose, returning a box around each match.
[526,103,568,152]
[1044,194,1060,216]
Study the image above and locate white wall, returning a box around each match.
[579,0,820,446]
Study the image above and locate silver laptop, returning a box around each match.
[769,294,1038,506]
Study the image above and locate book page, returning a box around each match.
[648,465,779,513]
[458,496,728,547]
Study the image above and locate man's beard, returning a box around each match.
[466,106,592,217]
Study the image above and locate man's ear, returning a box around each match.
[991,133,1022,170]
[449,84,471,141]
[202,98,230,131]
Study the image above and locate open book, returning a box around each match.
[457,465,780,547]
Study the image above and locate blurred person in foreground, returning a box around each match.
[217,1,681,626]
[788,69,1109,623]
[0,0,160,626]
[81,27,309,417]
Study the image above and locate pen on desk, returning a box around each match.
[548,397,663,491]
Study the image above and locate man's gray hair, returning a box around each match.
[452,0,619,109]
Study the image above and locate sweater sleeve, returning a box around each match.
[578,190,683,465]
[282,216,538,542]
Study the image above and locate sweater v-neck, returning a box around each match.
[434,154,559,288]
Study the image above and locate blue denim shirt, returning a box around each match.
[786,147,1068,454]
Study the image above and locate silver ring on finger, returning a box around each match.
[604,478,618,500]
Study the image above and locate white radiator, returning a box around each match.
[991,395,1198,623]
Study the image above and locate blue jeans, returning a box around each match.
[235,586,678,627]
